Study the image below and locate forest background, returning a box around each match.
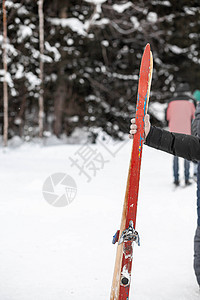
[1,0,200,144]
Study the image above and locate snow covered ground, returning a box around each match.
[0,138,199,300]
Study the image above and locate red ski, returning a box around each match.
[110,44,153,300]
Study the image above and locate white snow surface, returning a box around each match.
[0,139,199,300]
[113,2,132,13]
[152,0,171,6]
[149,102,168,122]
[168,45,188,54]
[147,12,158,23]
[17,25,33,41]
[48,17,86,36]
[45,42,61,62]
[130,16,140,29]
[84,0,106,4]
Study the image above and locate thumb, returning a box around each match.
[144,114,151,138]
[144,114,150,125]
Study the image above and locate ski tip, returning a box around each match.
[145,43,151,51]
[141,43,151,65]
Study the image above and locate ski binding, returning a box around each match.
[118,221,140,246]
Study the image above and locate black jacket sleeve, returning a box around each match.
[192,103,200,137]
[145,126,200,162]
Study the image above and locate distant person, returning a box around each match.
[192,89,200,284]
[166,83,195,186]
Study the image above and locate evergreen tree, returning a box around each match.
[0,0,200,141]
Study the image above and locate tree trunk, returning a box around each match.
[38,0,44,138]
[2,0,8,147]
[53,4,68,137]
[53,74,67,137]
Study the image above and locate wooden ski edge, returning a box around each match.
[110,167,131,300]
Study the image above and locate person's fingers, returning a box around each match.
[130,129,137,134]
[130,124,137,130]
[130,114,150,140]
[131,118,135,124]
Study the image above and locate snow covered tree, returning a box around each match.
[0,1,40,139]
[0,0,200,141]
